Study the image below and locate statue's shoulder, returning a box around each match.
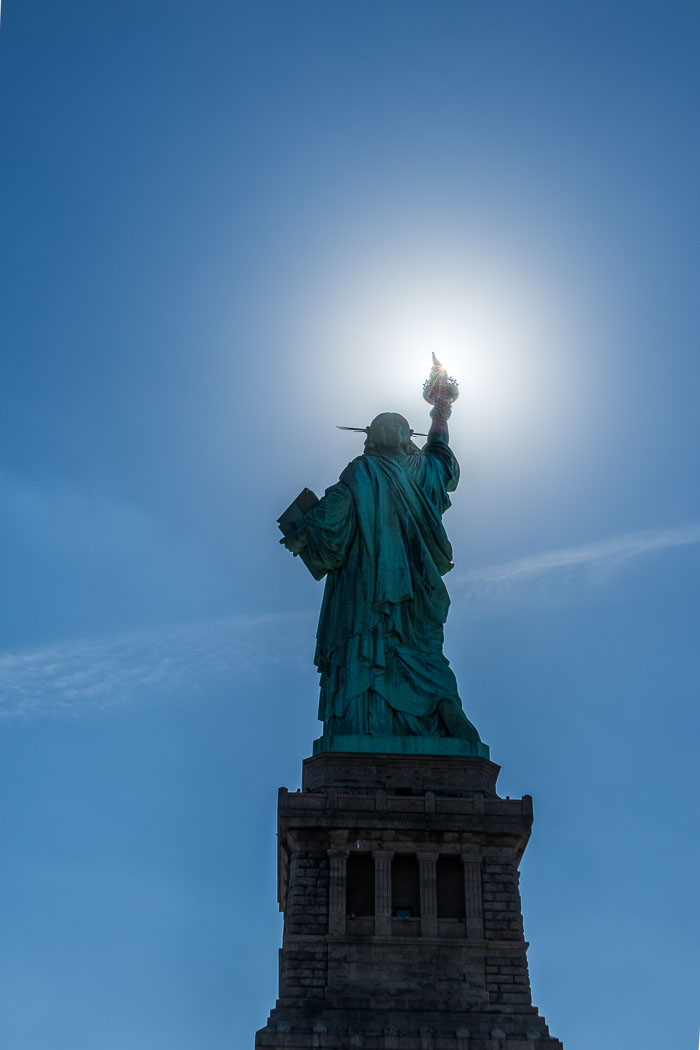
[421,440,458,462]
[339,454,370,485]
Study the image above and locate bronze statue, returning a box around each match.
[279,357,484,751]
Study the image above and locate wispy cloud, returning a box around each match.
[453,524,700,598]
[3,525,698,721]
[0,612,313,721]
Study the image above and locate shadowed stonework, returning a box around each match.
[255,753,563,1049]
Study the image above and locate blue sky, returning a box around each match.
[1,2,699,1047]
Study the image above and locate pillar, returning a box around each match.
[373,849,394,936]
[417,850,439,937]
[327,846,348,936]
[462,852,484,939]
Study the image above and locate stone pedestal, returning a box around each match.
[255,753,563,1049]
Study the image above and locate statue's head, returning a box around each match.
[365,412,413,455]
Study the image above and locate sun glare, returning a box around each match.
[304,250,575,462]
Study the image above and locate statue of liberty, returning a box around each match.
[278,356,486,755]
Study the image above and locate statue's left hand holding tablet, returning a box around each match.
[280,527,308,556]
[277,487,319,559]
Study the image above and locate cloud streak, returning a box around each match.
[453,523,700,594]
[2,525,698,721]
[0,612,313,722]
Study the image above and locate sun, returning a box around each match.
[313,266,549,430]
[291,230,587,476]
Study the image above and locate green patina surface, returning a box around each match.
[313,733,490,760]
[280,370,489,756]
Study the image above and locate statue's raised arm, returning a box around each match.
[277,355,488,759]
[424,352,459,445]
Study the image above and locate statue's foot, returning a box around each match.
[437,700,482,744]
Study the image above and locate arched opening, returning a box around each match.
[437,855,465,919]
[392,854,420,918]
[346,852,375,917]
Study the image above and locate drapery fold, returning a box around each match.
[302,441,469,737]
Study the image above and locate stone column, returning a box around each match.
[462,853,484,939]
[417,850,439,937]
[327,846,349,936]
[373,849,394,936]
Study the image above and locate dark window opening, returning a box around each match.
[437,855,465,919]
[394,787,413,796]
[391,853,420,917]
[346,852,375,917]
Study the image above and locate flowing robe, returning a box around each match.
[301,441,468,737]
